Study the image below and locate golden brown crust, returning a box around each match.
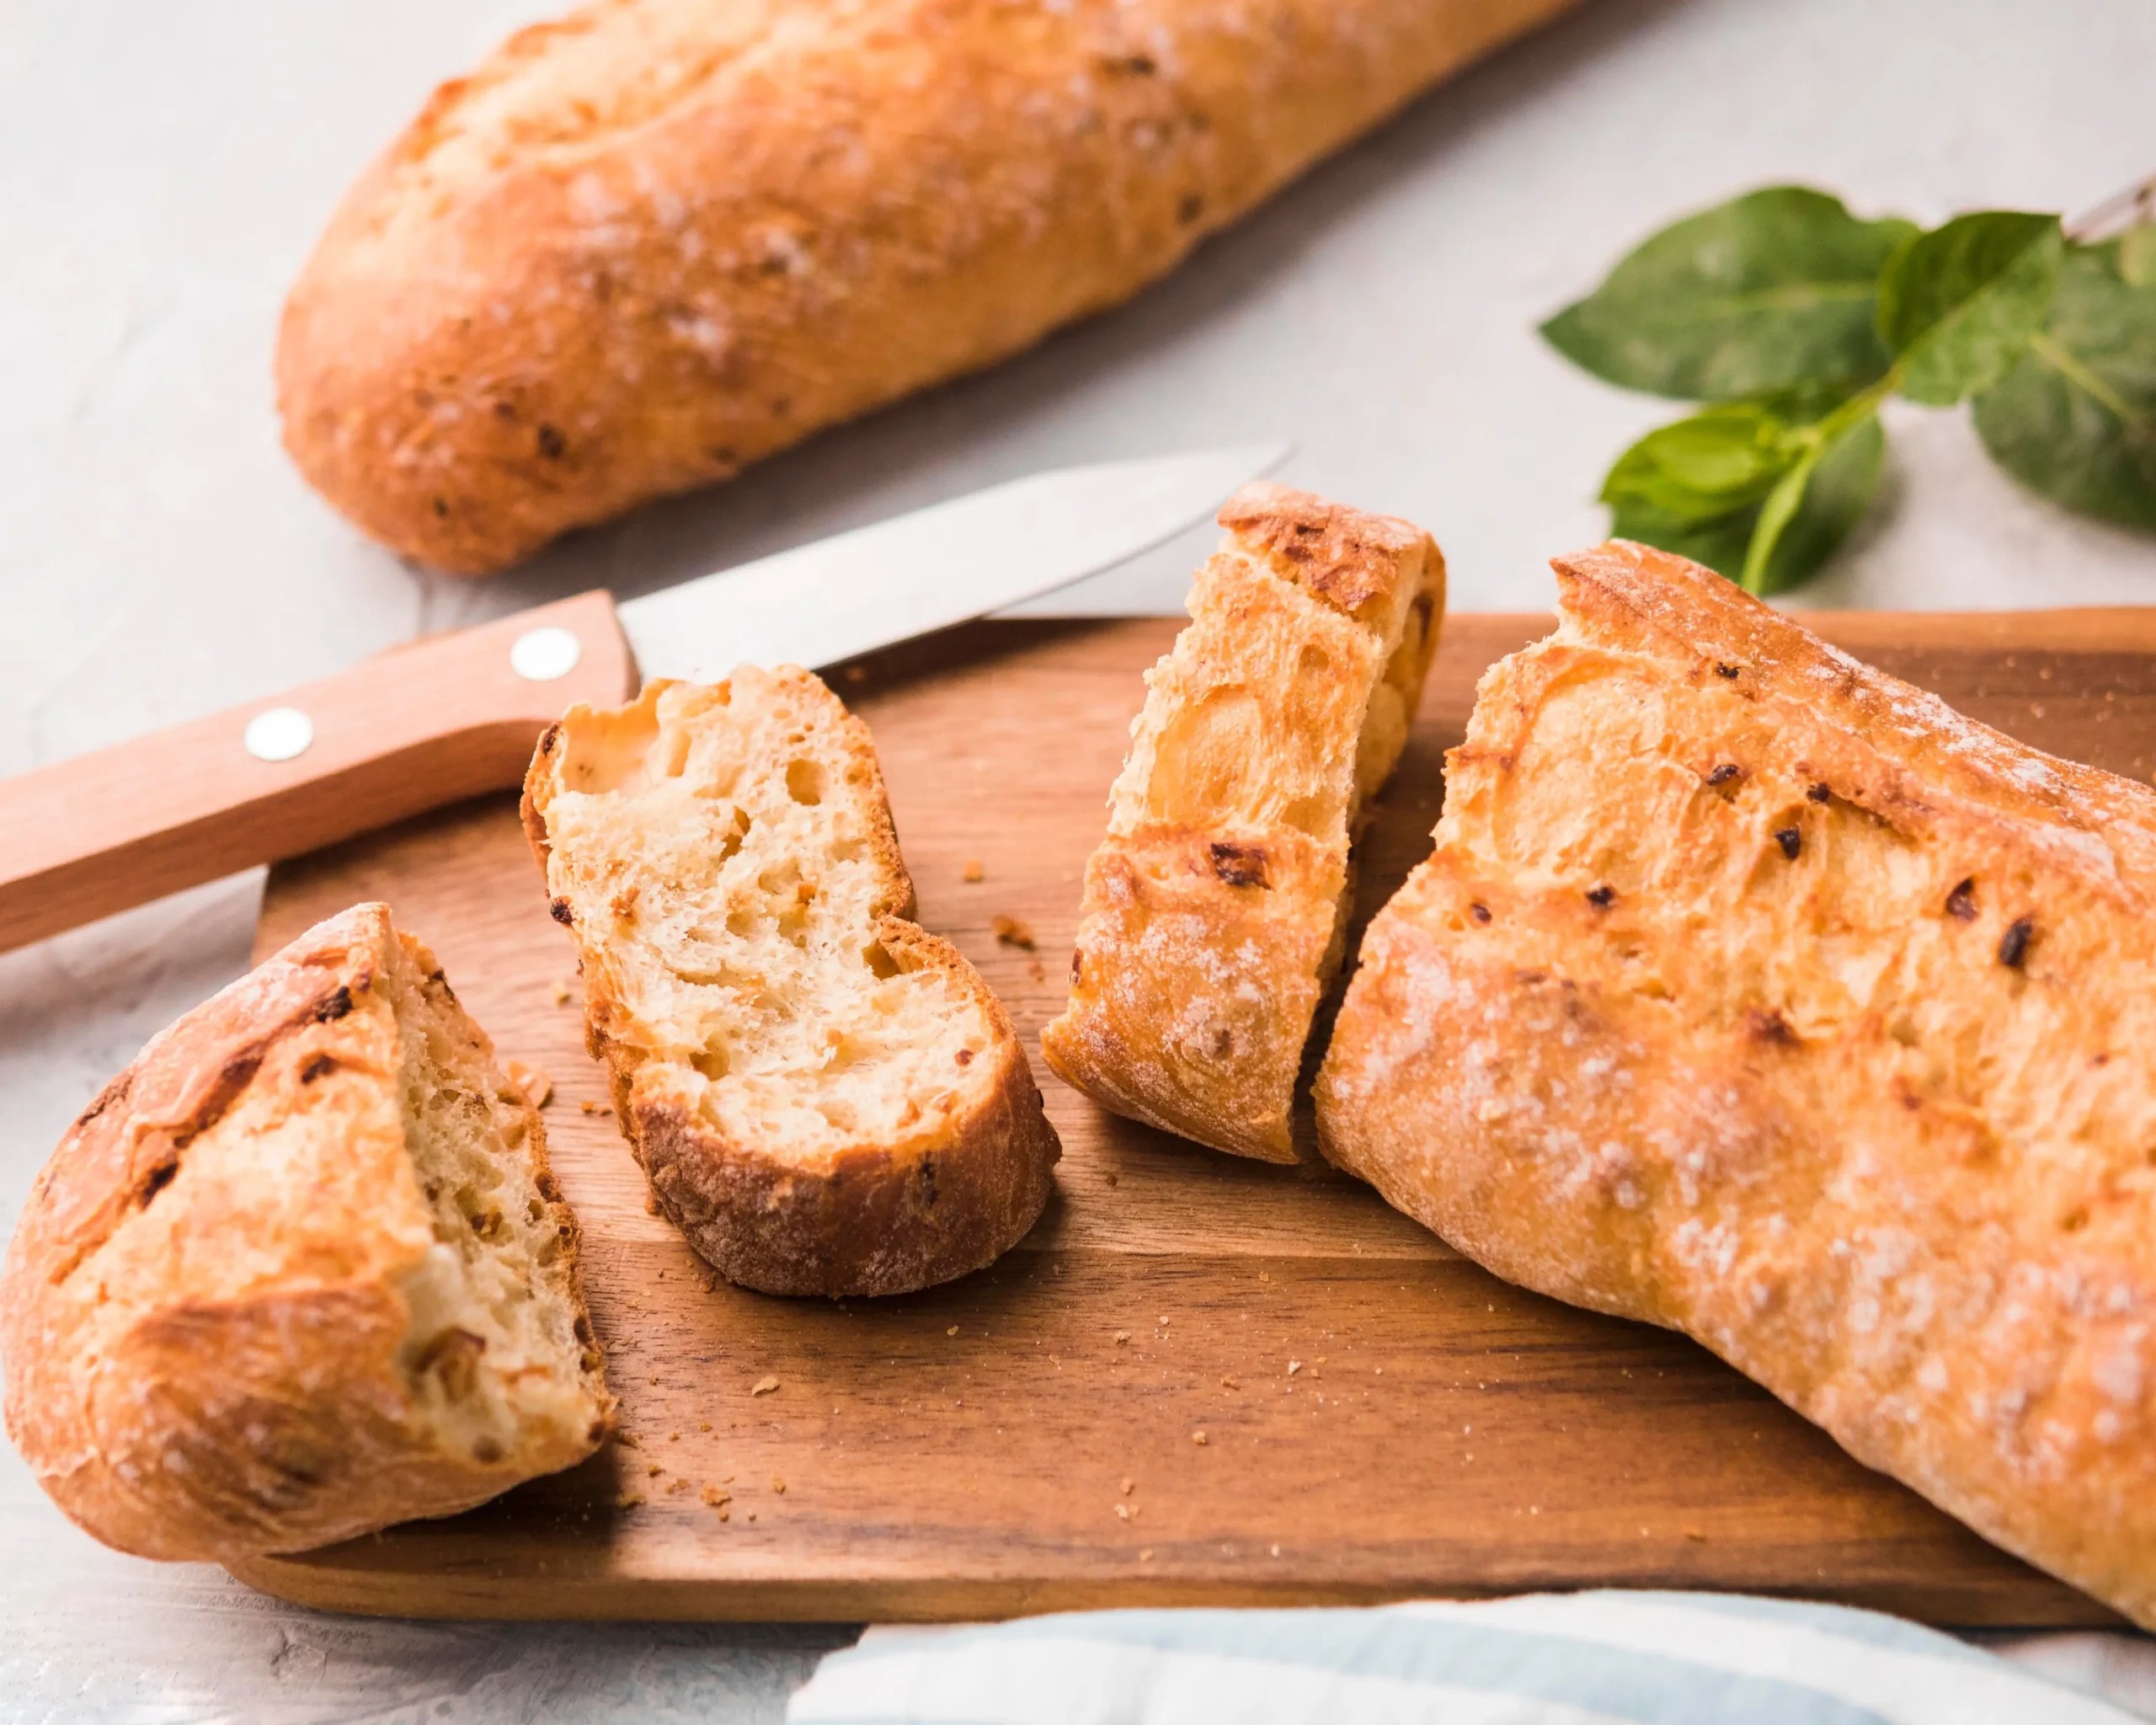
[524,670,1060,1297]
[1043,483,1443,1162]
[0,905,612,1562]
[276,0,1578,573]
[1316,540,2156,1628]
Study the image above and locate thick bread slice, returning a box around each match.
[275,0,1578,573]
[522,668,1059,1296]
[1042,483,1444,1162]
[0,904,612,1563]
[1316,541,2156,1628]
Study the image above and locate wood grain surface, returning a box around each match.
[229,609,2156,1625]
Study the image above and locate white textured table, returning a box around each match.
[4,0,2153,1717]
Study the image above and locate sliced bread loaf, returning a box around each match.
[1317,541,2156,1630]
[0,902,612,1562]
[522,667,1060,1296]
[1041,483,1444,1162]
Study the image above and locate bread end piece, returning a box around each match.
[0,903,613,1562]
[1042,483,1444,1162]
[524,669,1059,1296]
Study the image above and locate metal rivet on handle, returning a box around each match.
[510,626,583,681]
[243,707,314,763]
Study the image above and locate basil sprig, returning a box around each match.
[1544,184,2156,593]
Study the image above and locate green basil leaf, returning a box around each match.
[1603,404,1884,595]
[1600,400,1800,522]
[1972,239,2156,531]
[1878,211,2063,404]
[1542,186,1916,400]
[2120,222,2156,290]
[1741,411,1886,595]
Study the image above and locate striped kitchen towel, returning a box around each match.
[787,1590,2137,1724]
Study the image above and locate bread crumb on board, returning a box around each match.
[751,1375,781,1397]
[551,978,574,1006]
[1192,1431,1208,1445]
[991,915,1036,949]
[504,1060,552,1108]
[962,859,985,883]
[771,1476,787,1494]
[616,1492,646,1509]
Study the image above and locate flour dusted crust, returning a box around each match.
[276,0,1578,573]
[0,904,612,1563]
[1043,483,1444,1162]
[1317,540,2156,1626]
[522,669,1059,1296]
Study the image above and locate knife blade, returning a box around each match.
[0,445,1287,953]
[618,444,1288,681]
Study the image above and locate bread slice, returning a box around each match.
[0,903,612,1563]
[1041,483,1444,1162]
[1317,540,2156,1628]
[521,667,1060,1297]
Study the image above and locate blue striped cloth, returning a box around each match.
[787,1591,2137,1723]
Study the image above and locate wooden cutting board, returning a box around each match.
[230,609,2156,1626]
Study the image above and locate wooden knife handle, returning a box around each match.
[0,590,637,953]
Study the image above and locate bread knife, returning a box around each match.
[0,444,1287,953]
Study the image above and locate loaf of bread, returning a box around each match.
[0,904,612,1562]
[523,667,1059,1295]
[1042,483,1443,1162]
[1316,541,2156,1626]
[277,0,1578,573]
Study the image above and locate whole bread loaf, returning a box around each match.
[1317,542,2156,1628]
[278,0,1577,572]
[0,904,612,1562]
[523,667,1059,1295]
[1043,483,1443,1162]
